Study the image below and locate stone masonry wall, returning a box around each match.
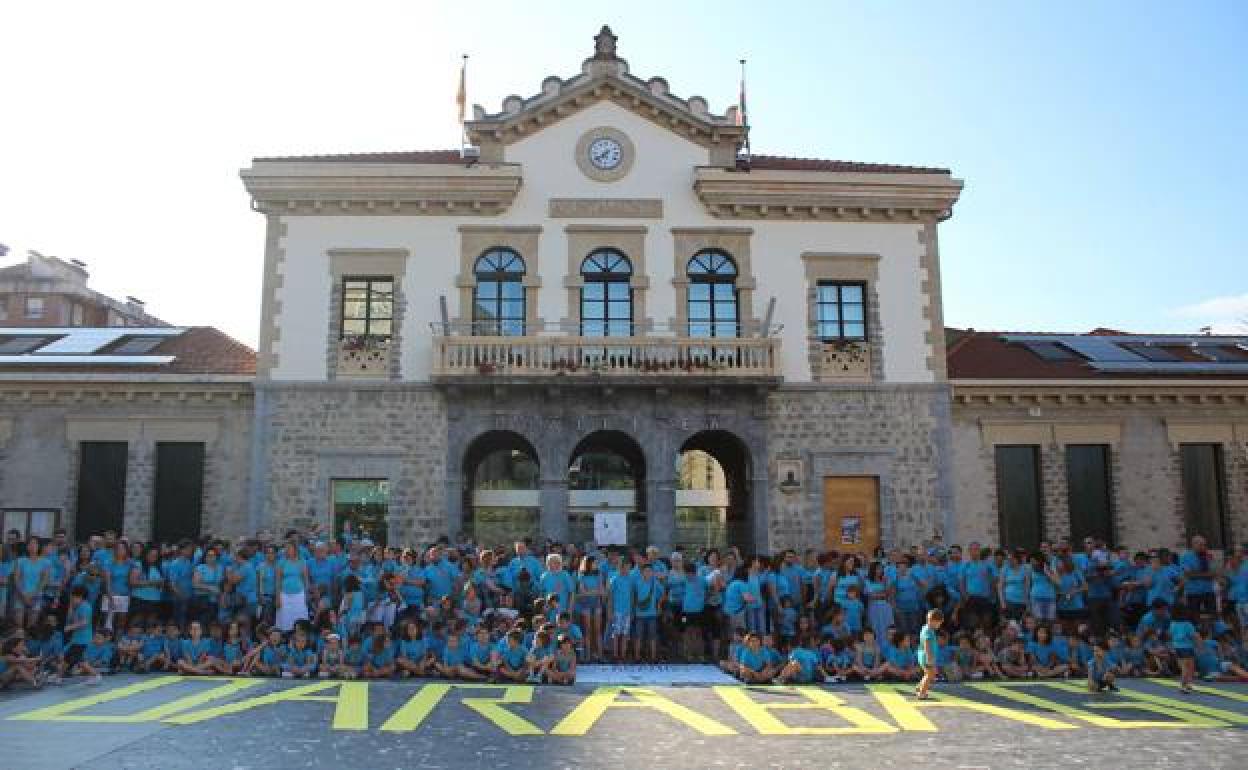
[766,384,953,551]
[0,388,253,540]
[952,399,1248,550]
[257,385,447,544]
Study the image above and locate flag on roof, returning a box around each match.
[456,55,467,125]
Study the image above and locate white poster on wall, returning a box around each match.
[594,512,628,546]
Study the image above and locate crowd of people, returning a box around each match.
[1,522,1247,697]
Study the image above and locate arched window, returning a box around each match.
[687,250,738,338]
[473,248,526,336]
[580,249,633,337]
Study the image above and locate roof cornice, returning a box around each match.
[693,167,964,221]
[240,162,523,216]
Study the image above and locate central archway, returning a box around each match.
[678,430,752,551]
[463,430,540,546]
[567,430,647,547]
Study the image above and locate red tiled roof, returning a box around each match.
[0,327,256,376]
[252,149,950,174]
[946,329,1248,380]
[253,150,462,164]
[749,154,950,175]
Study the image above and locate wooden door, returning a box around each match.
[823,476,880,554]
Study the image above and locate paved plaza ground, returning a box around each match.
[2,672,1246,769]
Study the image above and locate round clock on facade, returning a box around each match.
[588,137,623,170]
[575,127,634,182]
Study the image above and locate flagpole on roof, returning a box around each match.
[738,58,751,163]
[457,54,469,153]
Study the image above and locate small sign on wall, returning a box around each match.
[841,516,861,545]
[594,512,628,546]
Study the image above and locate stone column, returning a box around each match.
[540,478,569,543]
[444,476,464,541]
[123,441,155,540]
[750,470,771,554]
[647,476,676,551]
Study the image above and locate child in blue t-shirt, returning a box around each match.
[822,638,854,683]
[395,621,433,678]
[841,587,865,636]
[546,634,577,685]
[718,628,746,675]
[851,629,885,681]
[882,632,918,681]
[138,625,169,673]
[437,632,484,680]
[1086,640,1118,692]
[360,624,395,679]
[778,596,798,646]
[496,630,529,682]
[915,608,944,700]
[734,632,774,684]
[117,623,144,672]
[777,638,825,684]
[75,629,116,683]
[1169,608,1198,693]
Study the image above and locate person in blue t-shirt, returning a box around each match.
[776,638,825,684]
[1086,640,1118,692]
[360,623,395,679]
[632,563,664,663]
[395,620,432,678]
[915,608,944,699]
[606,566,635,662]
[1179,536,1217,619]
[678,561,711,662]
[734,632,774,684]
[495,629,530,682]
[436,632,484,680]
[1169,606,1198,693]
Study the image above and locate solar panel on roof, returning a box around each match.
[1062,337,1146,362]
[1199,346,1248,362]
[1120,343,1180,362]
[112,336,165,354]
[1021,341,1080,361]
[0,336,50,354]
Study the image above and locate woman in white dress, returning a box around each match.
[275,542,310,631]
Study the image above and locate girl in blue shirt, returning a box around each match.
[276,543,310,632]
[734,632,773,684]
[1027,554,1059,622]
[574,554,605,662]
[360,623,396,679]
[395,620,432,678]
[192,549,224,627]
[998,552,1029,621]
[546,635,577,685]
[882,632,918,681]
[852,628,886,681]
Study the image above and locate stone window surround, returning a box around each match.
[455,226,542,330]
[562,225,650,332]
[979,421,1124,544]
[670,227,757,334]
[64,417,221,540]
[801,252,883,382]
[327,248,409,380]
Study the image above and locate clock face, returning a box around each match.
[588,137,623,170]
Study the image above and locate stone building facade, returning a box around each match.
[239,27,963,553]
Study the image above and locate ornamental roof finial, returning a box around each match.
[593,25,618,61]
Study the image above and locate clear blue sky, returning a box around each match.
[2,1,1245,342]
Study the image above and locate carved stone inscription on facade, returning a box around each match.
[548,198,663,219]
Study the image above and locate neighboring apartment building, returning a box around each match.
[0,250,167,328]
[239,27,964,552]
[949,329,1248,550]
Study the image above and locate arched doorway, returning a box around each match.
[567,430,646,547]
[678,430,752,551]
[463,430,540,546]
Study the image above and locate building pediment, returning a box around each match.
[466,26,746,165]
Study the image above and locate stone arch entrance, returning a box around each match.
[566,430,647,547]
[462,430,541,546]
[678,429,758,552]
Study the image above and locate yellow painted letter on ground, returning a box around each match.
[164,681,370,730]
[8,676,187,722]
[551,686,737,736]
[1107,686,1248,726]
[379,684,452,732]
[867,684,1077,731]
[715,686,897,735]
[458,685,544,735]
[1029,682,1229,729]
